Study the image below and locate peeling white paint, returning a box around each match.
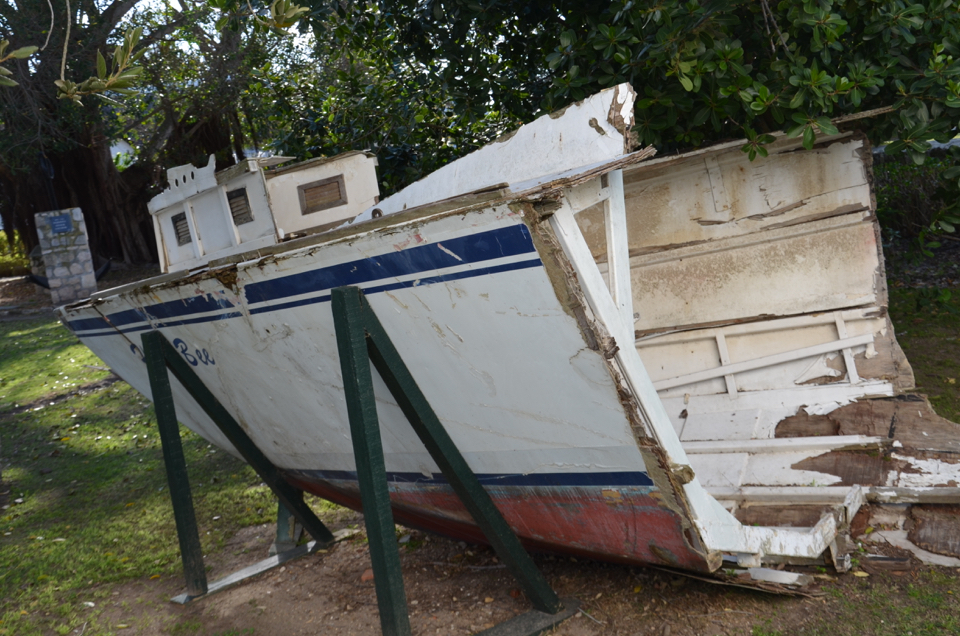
[793,353,842,384]
[890,454,960,488]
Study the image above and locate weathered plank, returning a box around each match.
[617,134,870,253]
[629,215,880,332]
[908,506,960,558]
[736,505,837,528]
[791,451,893,487]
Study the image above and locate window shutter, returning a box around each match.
[172,212,192,245]
[227,188,254,225]
[298,175,347,215]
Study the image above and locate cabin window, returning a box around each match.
[172,212,192,245]
[298,175,347,215]
[226,187,254,225]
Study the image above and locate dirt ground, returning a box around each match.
[83,508,958,636]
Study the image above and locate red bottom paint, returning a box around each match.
[284,472,712,572]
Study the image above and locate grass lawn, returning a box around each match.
[889,286,960,422]
[0,317,305,635]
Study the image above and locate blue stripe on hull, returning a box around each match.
[244,224,537,304]
[248,259,542,315]
[67,223,540,336]
[288,468,654,488]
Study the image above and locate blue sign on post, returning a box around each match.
[49,214,74,234]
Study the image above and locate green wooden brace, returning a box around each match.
[333,286,413,636]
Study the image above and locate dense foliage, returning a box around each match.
[356,0,960,227]
[370,1,957,150]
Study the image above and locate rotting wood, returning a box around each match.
[908,505,960,558]
[791,451,897,488]
[735,504,836,528]
[775,412,840,438]
[811,396,960,456]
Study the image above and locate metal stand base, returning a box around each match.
[475,599,582,636]
[171,528,358,604]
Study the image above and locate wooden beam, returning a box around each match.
[603,170,634,330]
[652,334,875,391]
[683,435,887,455]
[715,333,738,397]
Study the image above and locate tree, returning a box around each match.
[0,0,307,263]
[349,0,960,233]
[0,0,165,262]
[246,4,520,196]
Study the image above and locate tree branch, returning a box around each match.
[40,0,54,50]
[60,0,71,81]
[97,0,139,35]
[137,10,191,49]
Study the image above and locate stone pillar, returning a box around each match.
[34,208,97,305]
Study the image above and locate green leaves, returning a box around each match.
[96,51,107,80]
[0,40,40,87]
[785,113,838,150]
[741,128,776,161]
[56,28,145,103]
[8,45,38,59]
[256,0,311,32]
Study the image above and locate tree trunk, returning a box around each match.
[0,128,159,264]
[0,108,249,265]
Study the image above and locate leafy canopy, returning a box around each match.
[359,0,960,233]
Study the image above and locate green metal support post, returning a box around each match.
[143,333,208,598]
[332,286,578,636]
[333,287,413,636]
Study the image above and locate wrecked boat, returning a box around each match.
[58,84,960,574]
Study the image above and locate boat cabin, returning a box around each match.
[148,151,380,273]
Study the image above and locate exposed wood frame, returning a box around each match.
[635,307,878,343]
[834,311,861,384]
[715,333,738,397]
[683,435,887,455]
[651,333,875,391]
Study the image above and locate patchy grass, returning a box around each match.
[888,286,960,422]
[0,318,113,407]
[0,317,336,636]
[792,570,960,636]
